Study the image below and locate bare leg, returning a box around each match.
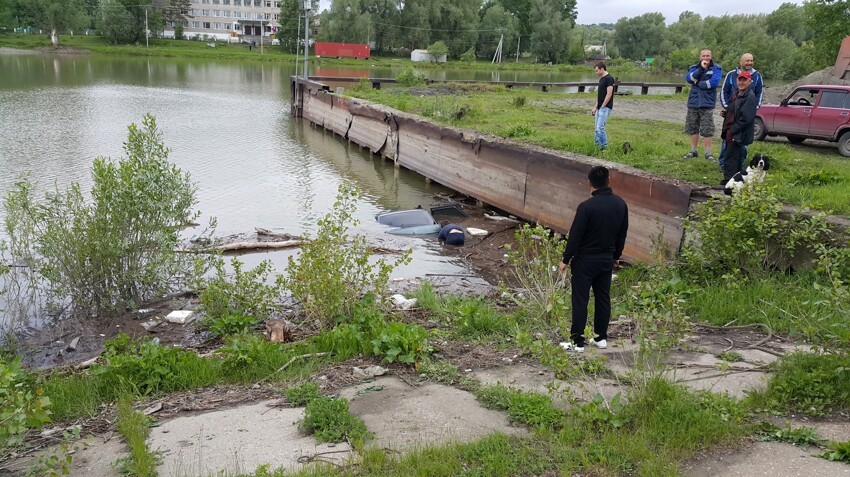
[702,136,713,153]
[690,134,699,150]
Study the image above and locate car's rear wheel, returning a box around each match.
[838,131,850,157]
[786,135,806,144]
[753,118,766,141]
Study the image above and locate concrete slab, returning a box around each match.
[684,441,850,476]
[473,362,626,404]
[148,401,353,476]
[666,367,772,399]
[2,436,125,477]
[339,376,524,451]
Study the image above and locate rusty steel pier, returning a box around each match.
[290,76,694,263]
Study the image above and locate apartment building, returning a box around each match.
[165,0,282,42]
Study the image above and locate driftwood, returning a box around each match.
[179,239,306,254]
[265,319,294,343]
[255,227,293,238]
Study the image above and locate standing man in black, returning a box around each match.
[559,166,629,352]
[591,62,615,151]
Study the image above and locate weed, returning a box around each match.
[756,422,824,447]
[512,95,527,108]
[299,396,369,444]
[503,124,536,138]
[476,384,567,430]
[92,334,216,396]
[822,440,850,462]
[285,382,321,407]
[747,352,850,415]
[285,182,411,327]
[0,357,52,447]
[629,269,693,373]
[115,395,157,477]
[574,393,629,429]
[789,170,843,186]
[207,312,259,338]
[716,351,743,362]
[371,321,431,365]
[217,334,283,373]
[25,427,79,477]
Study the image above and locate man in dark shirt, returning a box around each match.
[558,166,629,352]
[438,221,465,246]
[592,62,615,150]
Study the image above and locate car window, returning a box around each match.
[818,90,848,109]
[789,89,820,105]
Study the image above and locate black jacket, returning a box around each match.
[562,187,629,263]
[725,87,757,145]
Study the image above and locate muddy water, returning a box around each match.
[0,54,491,329]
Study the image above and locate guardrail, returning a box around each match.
[305,76,687,94]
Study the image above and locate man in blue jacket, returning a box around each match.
[718,53,763,173]
[683,49,722,161]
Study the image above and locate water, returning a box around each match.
[0,54,487,328]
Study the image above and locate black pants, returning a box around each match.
[570,257,614,347]
[723,139,745,182]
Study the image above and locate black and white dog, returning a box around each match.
[724,154,771,196]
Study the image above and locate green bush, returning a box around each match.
[284,182,410,326]
[459,48,476,63]
[476,384,567,430]
[195,257,283,323]
[217,333,283,372]
[300,396,369,444]
[427,40,448,62]
[0,357,52,447]
[207,312,258,338]
[1,114,213,319]
[371,321,431,365]
[396,66,425,87]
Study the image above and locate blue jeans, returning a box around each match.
[718,140,749,173]
[594,107,611,147]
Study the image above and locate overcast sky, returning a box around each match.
[575,0,799,24]
[316,1,799,26]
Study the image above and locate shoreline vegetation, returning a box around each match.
[2,39,850,476]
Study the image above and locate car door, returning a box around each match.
[773,88,819,135]
[809,89,850,139]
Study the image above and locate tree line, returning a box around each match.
[1,0,848,80]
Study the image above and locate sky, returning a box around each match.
[574,0,800,24]
[316,1,800,26]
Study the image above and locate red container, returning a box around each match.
[314,42,370,60]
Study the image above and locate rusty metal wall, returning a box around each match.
[293,78,693,263]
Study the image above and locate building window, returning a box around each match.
[223,0,230,3]
[225,23,232,30]
[273,13,279,20]
[254,0,262,6]
[191,21,200,28]
[234,11,242,18]
[213,10,220,16]
[203,22,211,28]
[233,0,240,5]
[223,10,230,17]
[265,1,271,7]
[202,9,209,15]
[274,1,280,7]
[213,22,220,29]
[202,0,210,3]
[212,0,219,3]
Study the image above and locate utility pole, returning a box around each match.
[260,19,264,54]
[515,35,521,63]
[302,0,310,79]
[145,8,149,47]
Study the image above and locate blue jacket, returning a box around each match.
[686,61,722,109]
[721,68,763,109]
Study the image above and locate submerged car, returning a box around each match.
[754,85,850,156]
[376,208,440,235]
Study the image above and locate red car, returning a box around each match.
[754,85,850,156]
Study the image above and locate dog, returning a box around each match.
[724,154,771,196]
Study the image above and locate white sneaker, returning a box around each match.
[559,342,584,353]
[589,338,607,349]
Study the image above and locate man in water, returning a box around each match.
[438,221,465,246]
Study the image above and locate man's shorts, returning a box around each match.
[684,108,715,137]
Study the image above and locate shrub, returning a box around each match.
[1,114,213,320]
[501,224,568,326]
[194,256,283,323]
[427,40,448,62]
[207,313,258,338]
[300,397,369,444]
[459,48,476,63]
[284,182,410,326]
[396,66,425,87]
[512,95,527,108]
[0,357,52,447]
[217,333,283,373]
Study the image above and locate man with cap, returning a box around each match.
[720,70,758,183]
[719,53,764,172]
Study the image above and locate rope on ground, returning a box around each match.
[255,352,330,385]
[696,322,774,350]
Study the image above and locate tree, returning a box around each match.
[428,0,479,58]
[362,0,400,54]
[97,0,136,44]
[477,4,519,61]
[321,0,371,43]
[766,2,809,46]
[529,0,571,64]
[398,0,430,50]
[614,12,666,60]
[804,0,850,68]
[427,40,447,62]
[35,0,89,47]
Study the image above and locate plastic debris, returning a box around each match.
[391,294,418,310]
[165,310,195,325]
[466,227,488,236]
